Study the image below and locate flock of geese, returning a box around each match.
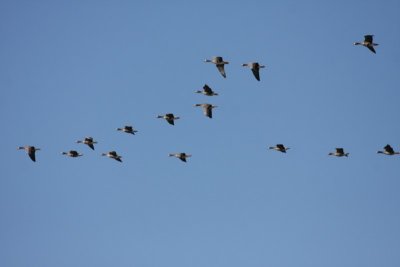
[17,35,398,163]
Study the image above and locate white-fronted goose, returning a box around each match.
[377,144,399,155]
[101,151,122,162]
[18,145,40,162]
[62,150,83,157]
[354,35,378,54]
[194,103,217,118]
[329,148,349,157]
[242,62,265,81]
[76,137,97,150]
[195,84,219,96]
[269,144,290,153]
[157,113,180,125]
[117,125,138,135]
[169,153,191,162]
[204,56,229,78]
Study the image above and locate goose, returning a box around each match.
[242,62,265,81]
[354,35,378,54]
[195,84,219,96]
[329,148,349,157]
[194,103,217,118]
[117,125,138,135]
[76,137,97,150]
[169,153,191,162]
[204,56,229,78]
[62,150,83,157]
[101,151,123,162]
[157,113,180,125]
[17,145,40,162]
[269,144,290,153]
[377,144,399,155]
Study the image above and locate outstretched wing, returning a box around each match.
[384,145,394,154]
[166,118,175,125]
[251,68,261,81]
[28,149,36,162]
[364,35,373,43]
[336,148,344,154]
[277,144,285,151]
[204,105,213,118]
[367,45,376,54]
[203,84,213,94]
[216,64,226,78]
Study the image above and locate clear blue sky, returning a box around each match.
[1,0,400,266]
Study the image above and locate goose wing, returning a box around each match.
[203,105,212,118]
[214,56,223,63]
[364,35,374,43]
[165,114,175,125]
[384,145,394,154]
[28,147,36,162]
[87,143,95,150]
[336,148,344,155]
[367,45,376,54]
[179,155,187,162]
[276,144,285,151]
[203,84,213,94]
[251,68,261,81]
[216,64,226,78]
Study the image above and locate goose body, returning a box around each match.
[194,103,217,118]
[204,56,229,78]
[377,144,399,155]
[102,151,122,162]
[18,145,40,162]
[329,148,349,157]
[76,137,97,150]
[157,113,180,125]
[269,144,290,153]
[195,84,219,96]
[354,35,378,54]
[62,150,83,157]
[169,152,191,162]
[242,62,265,81]
[117,125,138,135]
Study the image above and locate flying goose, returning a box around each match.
[354,35,378,54]
[204,56,229,78]
[101,151,123,162]
[169,153,191,162]
[269,144,290,153]
[157,113,180,125]
[195,84,219,96]
[17,145,40,162]
[242,62,265,81]
[117,125,138,135]
[329,148,349,157]
[62,150,83,157]
[377,144,399,155]
[194,103,217,118]
[76,137,97,150]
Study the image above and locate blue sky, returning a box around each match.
[1,0,400,266]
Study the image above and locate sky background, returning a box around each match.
[1,0,400,266]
